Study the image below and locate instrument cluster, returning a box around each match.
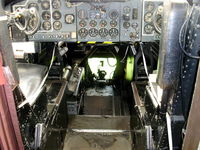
[142,0,163,41]
[12,0,163,42]
[77,3,121,42]
[13,0,77,42]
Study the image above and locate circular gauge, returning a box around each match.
[78,9,87,19]
[155,15,162,31]
[129,32,138,39]
[79,20,87,27]
[99,28,108,37]
[157,16,162,26]
[41,1,50,10]
[110,20,117,27]
[153,5,163,33]
[99,20,107,27]
[89,28,98,37]
[52,0,61,9]
[144,24,154,34]
[53,11,61,20]
[144,12,153,23]
[42,11,51,20]
[53,21,62,30]
[123,22,130,29]
[28,17,38,30]
[145,2,155,12]
[78,28,88,38]
[28,3,39,10]
[132,23,138,29]
[42,21,51,30]
[109,28,119,38]
[89,20,97,27]
[109,10,119,19]
[65,14,74,24]
[123,6,131,14]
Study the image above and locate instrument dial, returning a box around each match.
[123,22,130,29]
[89,28,98,37]
[52,0,61,9]
[109,28,119,38]
[42,11,51,20]
[99,28,108,37]
[89,20,97,27]
[79,20,87,27]
[123,6,131,14]
[53,21,62,30]
[145,2,155,12]
[99,20,107,27]
[144,24,154,34]
[78,28,88,38]
[41,1,50,10]
[110,20,117,27]
[144,12,153,23]
[129,32,138,39]
[28,17,38,30]
[53,11,61,20]
[65,14,74,24]
[156,15,162,30]
[132,23,138,29]
[78,9,87,19]
[109,10,119,19]
[154,6,163,33]
[42,21,51,30]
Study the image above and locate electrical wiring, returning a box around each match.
[140,42,149,77]
[120,45,129,63]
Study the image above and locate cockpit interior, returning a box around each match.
[0,0,199,150]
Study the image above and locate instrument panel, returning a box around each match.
[12,0,163,42]
[142,0,163,41]
[77,3,121,42]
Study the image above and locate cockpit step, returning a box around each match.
[67,115,131,131]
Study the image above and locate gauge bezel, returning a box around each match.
[79,20,87,27]
[53,21,62,30]
[110,20,117,28]
[78,28,88,38]
[42,11,51,20]
[144,24,154,34]
[99,28,109,37]
[109,10,119,19]
[89,28,98,37]
[145,2,155,12]
[42,21,51,30]
[52,0,61,9]
[78,9,87,19]
[52,11,62,20]
[144,12,153,23]
[89,20,97,27]
[41,1,50,10]
[123,6,131,14]
[99,20,107,27]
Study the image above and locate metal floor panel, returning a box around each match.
[68,115,130,130]
[84,96,113,115]
[63,115,133,150]
[63,132,133,150]
[83,86,129,116]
